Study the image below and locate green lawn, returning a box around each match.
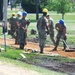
[0,47,66,75]
[0,46,75,75]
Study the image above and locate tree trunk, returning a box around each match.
[62,13,64,20]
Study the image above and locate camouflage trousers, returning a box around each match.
[54,33,67,49]
[49,33,55,45]
[19,30,27,49]
[38,30,47,48]
[15,28,20,44]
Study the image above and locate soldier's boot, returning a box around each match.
[52,42,58,51]
[52,38,60,51]
[15,40,18,45]
[15,37,19,44]
[52,46,57,51]
[62,41,66,50]
[20,43,24,49]
[40,47,43,53]
[62,46,66,50]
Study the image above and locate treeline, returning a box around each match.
[21,0,48,13]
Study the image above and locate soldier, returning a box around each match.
[37,8,49,53]
[0,19,7,34]
[46,14,55,45]
[19,11,30,49]
[9,12,16,38]
[52,19,67,51]
[15,11,22,44]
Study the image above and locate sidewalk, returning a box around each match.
[0,61,41,75]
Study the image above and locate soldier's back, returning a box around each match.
[37,16,47,30]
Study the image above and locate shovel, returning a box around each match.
[62,39,75,52]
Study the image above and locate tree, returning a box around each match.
[56,0,71,19]
[21,0,42,13]
[46,0,72,19]
[21,0,48,13]
[46,0,57,11]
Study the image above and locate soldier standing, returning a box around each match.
[46,14,55,45]
[0,19,7,34]
[9,12,16,38]
[52,19,67,51]
[15,11,22,44]
[37,8,49,53]
[19,11,30,49]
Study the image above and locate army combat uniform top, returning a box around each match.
[9,16,17,38]
[19,18,30,49]
[37,16,48,51]
[48,17,55,45]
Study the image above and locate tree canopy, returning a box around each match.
[46,0,73,19]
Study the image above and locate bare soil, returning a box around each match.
[0,38,75,58]
[21,56,75,75]
[0,38,75,75]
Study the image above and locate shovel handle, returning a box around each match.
[62,39,69,49]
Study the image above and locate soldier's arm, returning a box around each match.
[48,19,51,26]
[55,23,59,31]
[26,19,30,25]
[19,20,26,30]
[50,20,54,30]
[19,20,23,28]
[26,19,30,28]
[16,21,20,27]
[0,20,5,27]
[44,18,48,31]
[9,17,12,24]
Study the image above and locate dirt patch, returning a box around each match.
[0,38,75,58]
[21,55,75,75]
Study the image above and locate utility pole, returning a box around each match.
[3,0,8,51]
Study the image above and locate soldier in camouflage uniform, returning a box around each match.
[9,12,16,38]
[19,11,30,49]
[46,14,55,45]
[15,11,22,44]
[52,19,67,51]
[37,8,49,53]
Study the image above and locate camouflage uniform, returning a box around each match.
[15,17,21,44]
[47,17,55,45]
[19,18,30,49]
[37,16,48,53]
[53,23,67,51]
[9,16,16,38]
[2,20,7,34]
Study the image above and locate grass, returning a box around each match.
[0,57,65,75]
[21,53,75,63]
[0,46,75,75]
[0,46,74,62]
[0,47,22,59]
[0,47,66,75]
